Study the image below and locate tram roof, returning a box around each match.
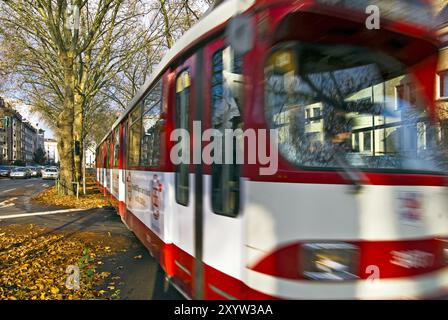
[99,0,256,146]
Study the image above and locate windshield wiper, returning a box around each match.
[333,151,368,194]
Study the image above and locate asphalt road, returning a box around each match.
[0,177,183,300]
[0,177,58,216]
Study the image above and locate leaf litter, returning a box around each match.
[0,224,131,300]
[32,186,111,209]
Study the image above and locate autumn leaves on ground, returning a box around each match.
[0,224,131,300]
[33,184,110,209]
[0,184,128,300]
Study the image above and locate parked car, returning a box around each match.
[0,166,10,178]
[42,168,59,180]
[27,166,39,177]
[10,167,31,179]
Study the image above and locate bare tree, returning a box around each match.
[0,0,213,195]
[0,0,154,194]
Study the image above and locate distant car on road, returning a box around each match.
[10,167,31,179]
[42,168,59,180]
[27,166,39,177]
[0,166,11,178]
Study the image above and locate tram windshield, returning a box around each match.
[265,42,448,173]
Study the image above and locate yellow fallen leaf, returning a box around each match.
[50,287,59,295]
[0,224,130,300]
[133,255,142,259]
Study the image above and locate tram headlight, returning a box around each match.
[301,243,359,281]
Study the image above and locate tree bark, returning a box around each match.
[58,52,76,196]
[73,91,83,183]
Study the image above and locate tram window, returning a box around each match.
[140,80,163,167]
[113,128,120,167]
[175,70,191,206]
[128,105,142,167]
[211,46,243,217]
[265,42,447,172]
[439,71,448,98]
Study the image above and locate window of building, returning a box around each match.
[363,131,371,153]
[211,46,243,217]
[305,109,311,123]
[396,85,405,109]
[128,105,142,167]
[175,70,191,206]
[140,80,163,167]
[352,132,360,152]
[408,83,416,105]
[440,71,448,99]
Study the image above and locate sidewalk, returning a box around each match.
[0,206,183,300]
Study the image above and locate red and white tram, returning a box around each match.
[96,0,448,299]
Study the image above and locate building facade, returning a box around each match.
[0,96,45,164]
[22,120,40,163]
[44,138,59,165]
[36,129,45,151]
[0,97,24,163]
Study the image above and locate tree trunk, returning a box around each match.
[73,91,83,183]
[57,118,74,195]
[73,49,89,184]
[58,52,76,196]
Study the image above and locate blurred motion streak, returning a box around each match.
[95,0,448,299]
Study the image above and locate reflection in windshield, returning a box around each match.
[265,43,447,172]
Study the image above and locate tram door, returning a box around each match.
[171,52,206,299]
[120,121,127,217]
[103,144,108,195]
[122,117,131,223]
[201,38,245,299]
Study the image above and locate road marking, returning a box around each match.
[0,197,17,207]
[1,188,16,193]
[0,208,87,220]
[42,184,49,187]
